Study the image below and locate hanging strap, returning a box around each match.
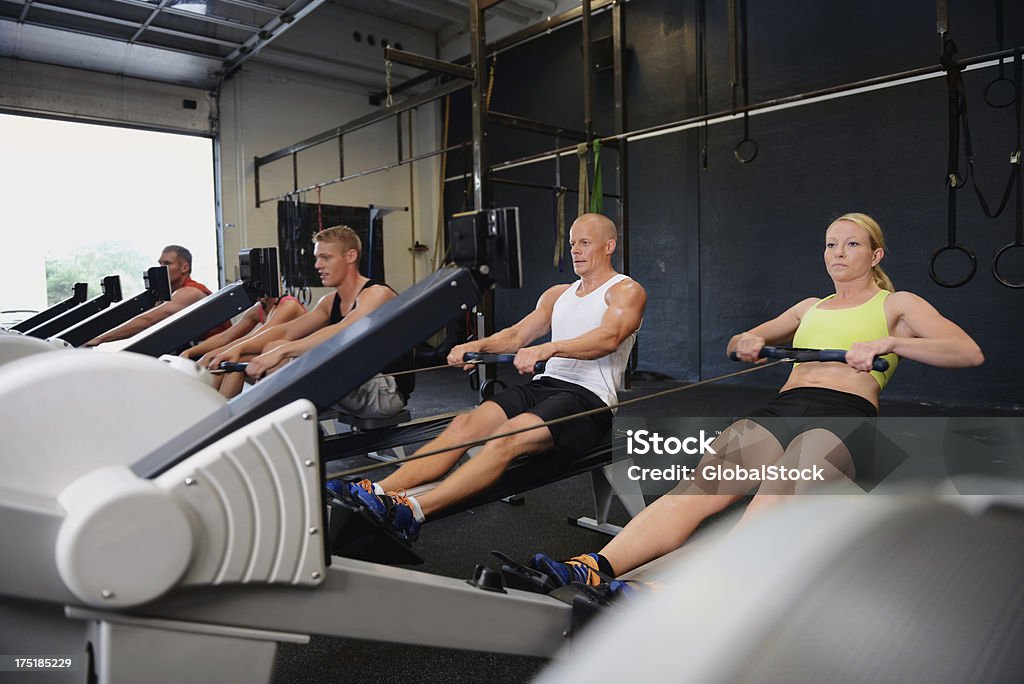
[984,0,1015,107]
[930,37,977,287]
[589,139,603,214]
[992,48,1024,288]
[433,96,451,271]
[577,142,590,217]
[945,38,1017,219]
[732,0,758,163]
[554,187,567,269]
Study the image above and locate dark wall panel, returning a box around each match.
[446,0,1024,409]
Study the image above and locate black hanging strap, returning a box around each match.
[731,0,758,163]
[984,0,1016,108]
[992,48,1024,288]
[930,37,978,287]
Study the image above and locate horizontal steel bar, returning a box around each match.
[488,110,613,144]
[19,0,243,48]
[487,44,1024,174]
[220,0,327,73]
[112,0,263,31]
[255,78,471,167]
[491,176,621,198]
[216,0,283,14]
[384,47,475,80]
[368,0,615,105]
[257,141,472,206]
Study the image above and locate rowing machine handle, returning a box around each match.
[729,346,889,372]
[463,352,546,374]
[217,361,249,373]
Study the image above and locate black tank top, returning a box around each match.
[329,279,415,401]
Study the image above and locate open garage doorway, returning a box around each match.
[0,113,218,324]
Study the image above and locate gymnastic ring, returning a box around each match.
[929,243,977,288]
[479,378,507,401]
[992,242,1024,288]
[983,76,1016,109]
[734,137,759,164]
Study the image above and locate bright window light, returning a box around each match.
[0,113,218,315]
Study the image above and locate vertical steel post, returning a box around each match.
[469,0,496,383]
[612,0,634,382]
[612,0,629,275]
[470,0,490,212]
[582,0,594,184]
[338,135,344,179]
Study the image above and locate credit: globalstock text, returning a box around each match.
[624,430,826,483]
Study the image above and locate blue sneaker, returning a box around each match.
[530,553,603,587]
[606,579,638,599]
[328,479,420,541]
[348,479,389,521]
[324,478,348,500]
[384,490,421,542]
[326,478,386,516]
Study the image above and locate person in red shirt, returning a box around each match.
[85,245,227,346]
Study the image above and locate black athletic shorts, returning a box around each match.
[745,387,878,481]
[487,376,612,458]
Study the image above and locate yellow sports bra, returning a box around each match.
[791,289,899,390]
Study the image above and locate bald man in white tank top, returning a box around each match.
[331,213,647,541]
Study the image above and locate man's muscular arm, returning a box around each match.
[512,279,646,374]
[447,284,571,370]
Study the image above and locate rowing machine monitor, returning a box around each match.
[449,208,522,289]
[25,276,123,340]
[239,247,281,299]
[10,282,89,333]
[53,267,173,347]
[145,265,173,302]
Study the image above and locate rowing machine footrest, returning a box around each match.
[334,409,411,432]
[466,564,507,593]
[491,551,558,594]
[568,589,609,636]
[549,583,627,636]
[327,494,423,566]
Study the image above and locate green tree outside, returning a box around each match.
[45,241,151,305]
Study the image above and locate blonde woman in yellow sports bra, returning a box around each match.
[530,212,985,590]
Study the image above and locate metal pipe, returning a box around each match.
[612,0,633,382]
[491,176,621,198]
[255,78,470,168]
[582,0,594,149]
[18,0,33,22]
[368,0,616,105]
[488,45,1024,174]
[221,0,328,75]
[470,0,489,211]
[488,111,597,142]
[112,0,264,32]
[216,0,282,14]
[469,0,496,386]
[258,142,472,206]
[383,47,476,81]
[128,0,170,44]
[612,0,629,276]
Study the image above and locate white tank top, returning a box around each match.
[539,273,637,408]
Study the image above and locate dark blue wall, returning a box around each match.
[446,0,1024,409]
